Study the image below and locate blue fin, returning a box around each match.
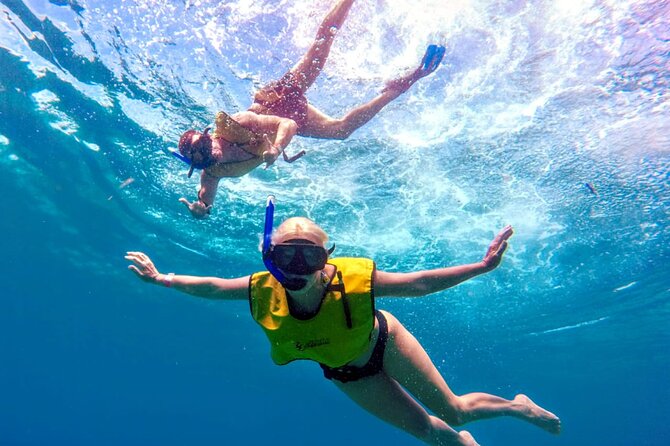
[422,44,437,70]
[421,44,446,73]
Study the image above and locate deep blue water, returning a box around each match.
[1,0,669,445]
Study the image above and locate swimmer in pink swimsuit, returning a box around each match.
[178,0,445,218]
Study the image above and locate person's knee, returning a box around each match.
[317,120,354,140]
[438,397,469,426]
[399,412,437,443]
[421,415,468,445]
[413,415,438,442]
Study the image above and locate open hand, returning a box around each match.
[179,197,211,219]
[482,225,514,271]
[125,251,160,283]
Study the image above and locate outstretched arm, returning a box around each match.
[375,226,513,298]
[125,251,249,300]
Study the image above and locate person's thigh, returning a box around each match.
[298,105,345,138]
[382,311,463,423]
[333,371,433,439]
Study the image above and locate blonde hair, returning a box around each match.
[272,217,329,247]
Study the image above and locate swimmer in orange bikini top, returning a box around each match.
[177,111,302,219]
[178,0,445,218]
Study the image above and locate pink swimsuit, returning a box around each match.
[252,72,309,131]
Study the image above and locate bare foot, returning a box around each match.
[514,394,561,434]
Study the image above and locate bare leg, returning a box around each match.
[334,366,479,445]
[298,53,443,138]
[264,1,443,139]
[289,0,355,91]
[299,89,405,139]
[381,311,561,434]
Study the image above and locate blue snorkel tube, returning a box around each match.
[170,150,191,164]
[263,195,287,284]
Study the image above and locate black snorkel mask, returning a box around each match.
[262,196,334,291]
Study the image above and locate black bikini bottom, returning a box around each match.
[320,310,388,383]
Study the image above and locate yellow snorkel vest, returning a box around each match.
[249,258,376,368]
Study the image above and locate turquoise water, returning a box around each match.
[1,0,668,444]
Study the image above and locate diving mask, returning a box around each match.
[262,196,334,290]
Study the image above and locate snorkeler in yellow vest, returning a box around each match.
[251,256,375,369]
[175,0,446,219]
[125,198,561,446]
